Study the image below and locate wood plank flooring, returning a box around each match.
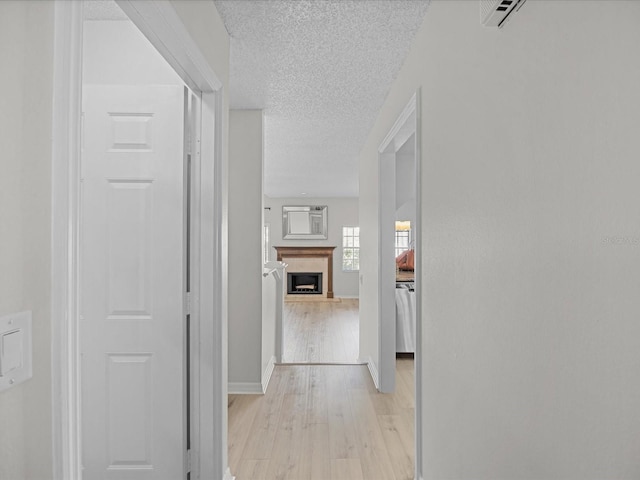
[228,359,415,480]
[282,298,359,364]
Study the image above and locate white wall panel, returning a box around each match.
[228,110,264,385]
[83,21,182,86]
[0,2,55,478]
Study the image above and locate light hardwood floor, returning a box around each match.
[228,359,415,480]
[282,298,360,364]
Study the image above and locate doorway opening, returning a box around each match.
[378,91,422,479]
[268,208,362,366]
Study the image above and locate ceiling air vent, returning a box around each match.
[481,0,527,28]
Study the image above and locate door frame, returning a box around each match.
[377,91,423,479]
[51,1,229,479]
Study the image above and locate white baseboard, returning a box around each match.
[366,356,380,390]
[228,382,263,394]
[261,355,276,393]
[229,356,276,395]
[223,467,235,480]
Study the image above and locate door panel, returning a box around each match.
[106,180,153,320]
[106,353,153,468]
[81,85,185,479]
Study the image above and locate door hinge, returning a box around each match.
[185,292,191,316]
[186,449,197,474]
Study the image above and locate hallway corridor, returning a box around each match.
[282,298,360,364]
[228,359,414,480]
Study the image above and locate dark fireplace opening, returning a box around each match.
[287,272,323,295]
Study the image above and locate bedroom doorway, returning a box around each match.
[378,91,422,478]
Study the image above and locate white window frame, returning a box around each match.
[394,228,411,257]
[263,222,270,264]
[342,226,360,271]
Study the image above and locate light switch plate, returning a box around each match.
[0,311,32,393]
[0,330,23,375]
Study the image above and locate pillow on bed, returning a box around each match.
[396,249,414,271]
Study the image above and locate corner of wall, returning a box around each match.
[261,355,276,394]
[365,356,380,391]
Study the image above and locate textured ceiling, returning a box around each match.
[214,0,430,198]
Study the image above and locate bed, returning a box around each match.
[395,248,416,353]
[395,281,416,353]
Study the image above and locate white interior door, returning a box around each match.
[81,85,186,479]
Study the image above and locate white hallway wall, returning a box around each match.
[83,20,183,85]
[264,196,359,298]
[360,0,640,478]
[0,2,54,478]
[395,136,416,224]
[228,110,266,387]
[0,1,230,478]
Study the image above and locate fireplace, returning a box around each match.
[287,272,323,295]
[274,246,336,298]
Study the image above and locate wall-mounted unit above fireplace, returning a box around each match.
[287,272,323,295]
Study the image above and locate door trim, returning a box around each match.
[377,90,423,479]
[51,2,227,479]
[377,93,418,392]
[51,2,83,478]
[115,0,222,93]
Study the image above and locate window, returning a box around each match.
[263,223,270,264]
[342,226,360,271]
[395,221,411,257]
